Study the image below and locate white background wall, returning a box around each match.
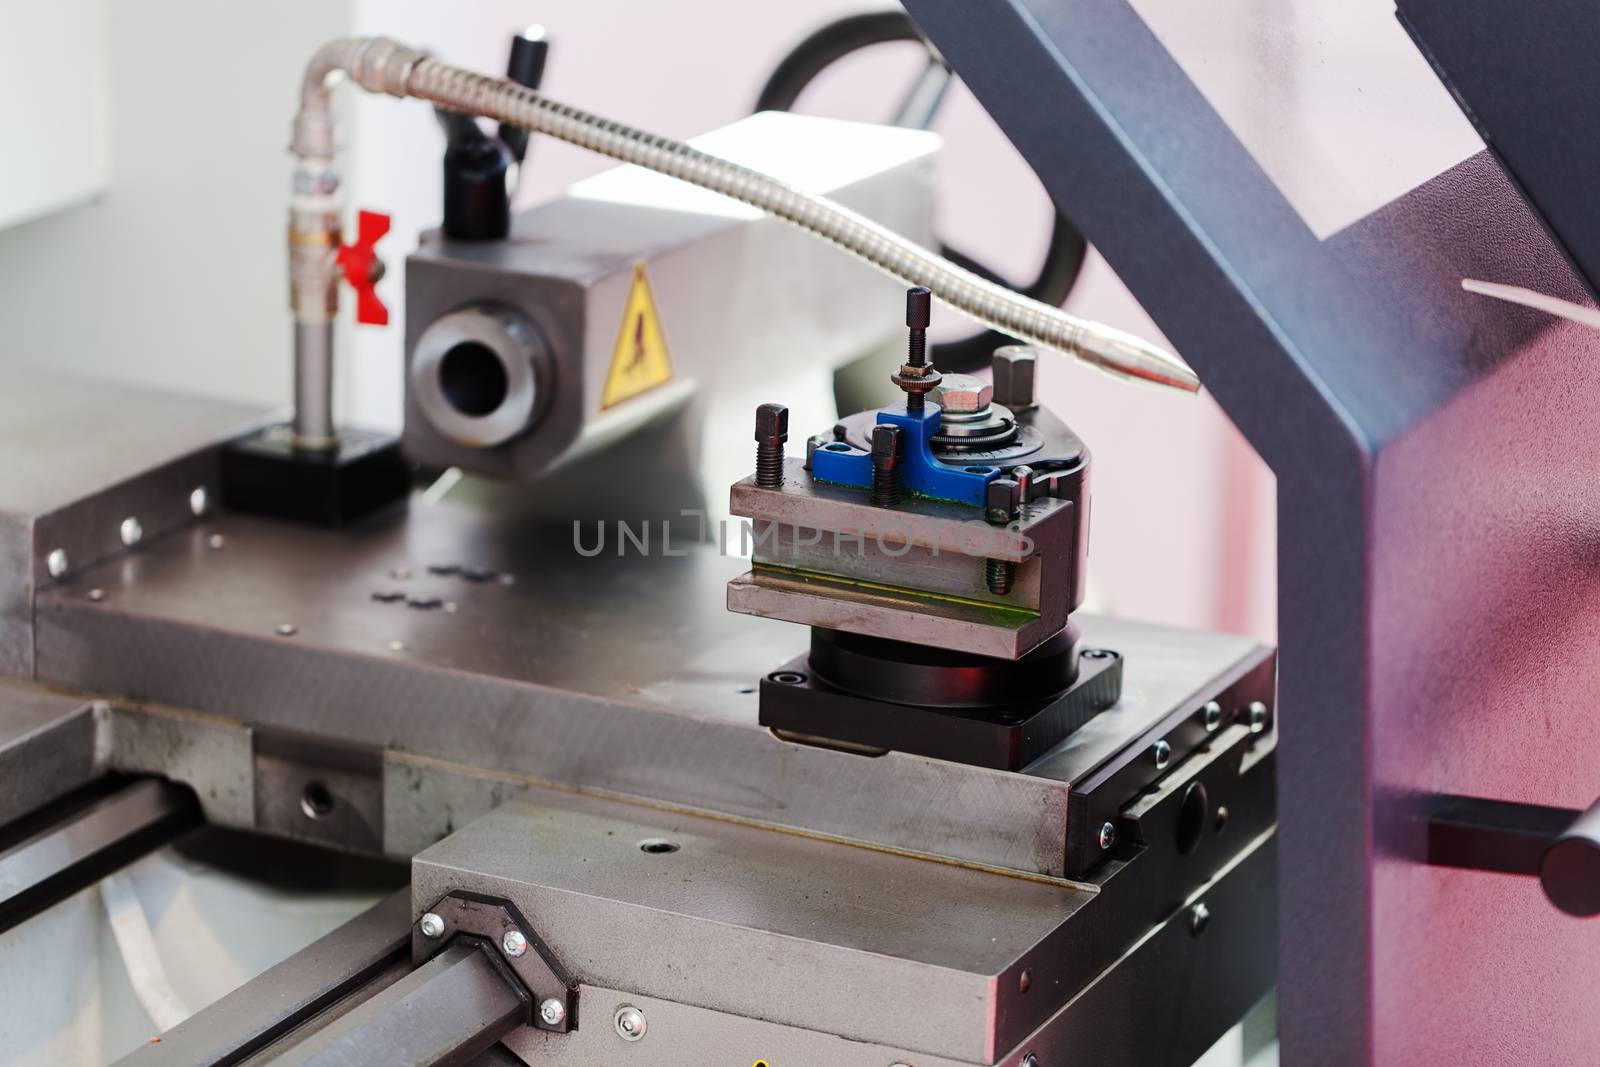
[0,0,110,230]
[0,0,1277,642]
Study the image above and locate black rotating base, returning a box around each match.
[759,624,1123,770]
[221,424,411,527]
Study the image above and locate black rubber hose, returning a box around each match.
[755,11,1087,373]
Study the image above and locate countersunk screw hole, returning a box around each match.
[768,671,807,686]
[300,781,335,820]
[639,838,679,855]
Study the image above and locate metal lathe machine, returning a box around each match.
[4,3,1600,1065]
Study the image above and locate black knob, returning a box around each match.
[1542,798,1600,917]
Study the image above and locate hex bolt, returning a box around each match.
[501,929,528,957]
[1098,821,1117,850]
[46,548,68,578]
[615,1004,648,1042]
[1153,739,1172,770]
[1248,700,1271,734]
[418,912,445,939]
[538,998,567,1027]
[984,477,1021,594]
[930,372,993,415]
[1203,699,1223,732]
[120,516,143,547]
[992,344,1038,409]
[870,424,904,507]
[754,403,788,489]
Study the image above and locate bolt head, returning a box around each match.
[46,548,68,578]
[502,929,528,957]
[1153,739,1172,770]
[754,403,789,442]
[614,1004,648,1042]
[189,486,210,517]
[930,372,993,414]
[992,345,1038,408]
[1098,821,1117,850]
[986,477,1021,522]
[119,516,143,547]
[538,998,567,1027]
[1248,700,1270,734]
[870,424,903,464]
[418,912,445,938]
[1203,700,1223,732]
[1022,1055,1040,1067]
[1189,901,1211,937]
[905,286,932,329]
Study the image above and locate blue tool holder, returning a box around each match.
[809,403,999,507]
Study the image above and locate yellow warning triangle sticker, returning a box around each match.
[600,263,674,410]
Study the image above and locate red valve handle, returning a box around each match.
[335,210,392,326]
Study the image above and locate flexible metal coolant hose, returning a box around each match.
[292,36,1198,411]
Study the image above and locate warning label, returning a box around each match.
[600,263,674,410]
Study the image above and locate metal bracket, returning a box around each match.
[413,890,579,1033]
